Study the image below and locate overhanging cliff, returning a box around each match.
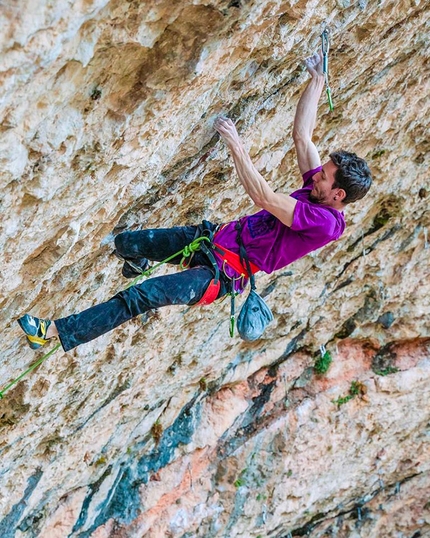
[0,1,429,537]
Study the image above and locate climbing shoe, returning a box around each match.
[17,314,51,350]
[113,250,149,278]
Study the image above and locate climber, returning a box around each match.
[17,51,372,352]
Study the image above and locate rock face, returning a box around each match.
[0,1,429,537]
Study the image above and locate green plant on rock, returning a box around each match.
[95,455,107,466]
[233,467,248,488]
[332,380,367,407]
[314,349,332,374]
[333,394,352,406]
[349,380,362,395]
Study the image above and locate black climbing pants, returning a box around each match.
[55,225,229,352]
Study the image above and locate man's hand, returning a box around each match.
[213,115,298,227]
[304,51,324,78]
[214,117,242,149]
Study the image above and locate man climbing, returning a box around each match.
[18,51,372,352]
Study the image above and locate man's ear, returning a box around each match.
[335,188,347,202]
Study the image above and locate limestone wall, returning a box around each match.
[0,1,429,537]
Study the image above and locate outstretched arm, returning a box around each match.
[292,52,325,175]
[214,117,297,227]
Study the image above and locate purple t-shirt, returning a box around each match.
[214,166,345,286]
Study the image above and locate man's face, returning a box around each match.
[309,160,340,206]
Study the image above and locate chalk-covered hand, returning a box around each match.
[214,116,242,148]
[304,51,324,78]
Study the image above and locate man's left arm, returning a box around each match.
[214,117,297,227]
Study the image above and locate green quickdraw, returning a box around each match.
[229,292,238,338]
[321,29,334,112]
[1,235,214,399]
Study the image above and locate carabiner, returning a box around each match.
[321,29,334,112]
[321,29,330,56]
[321,29,329,75]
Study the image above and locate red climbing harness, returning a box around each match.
[195,242,260,307]
[212,242,260,278]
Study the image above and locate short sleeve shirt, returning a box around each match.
[214,166,345,279]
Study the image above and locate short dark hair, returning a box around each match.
[330,150,372,204]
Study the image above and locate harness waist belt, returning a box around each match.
[213,242,260,278]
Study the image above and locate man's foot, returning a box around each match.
[113,250,149,278]
[17,314,52,350]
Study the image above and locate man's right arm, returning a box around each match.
[292,52,325,175]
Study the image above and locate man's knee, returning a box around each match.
[114,232,125,254]
[114,231,137,257]
[114,281,153,316]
